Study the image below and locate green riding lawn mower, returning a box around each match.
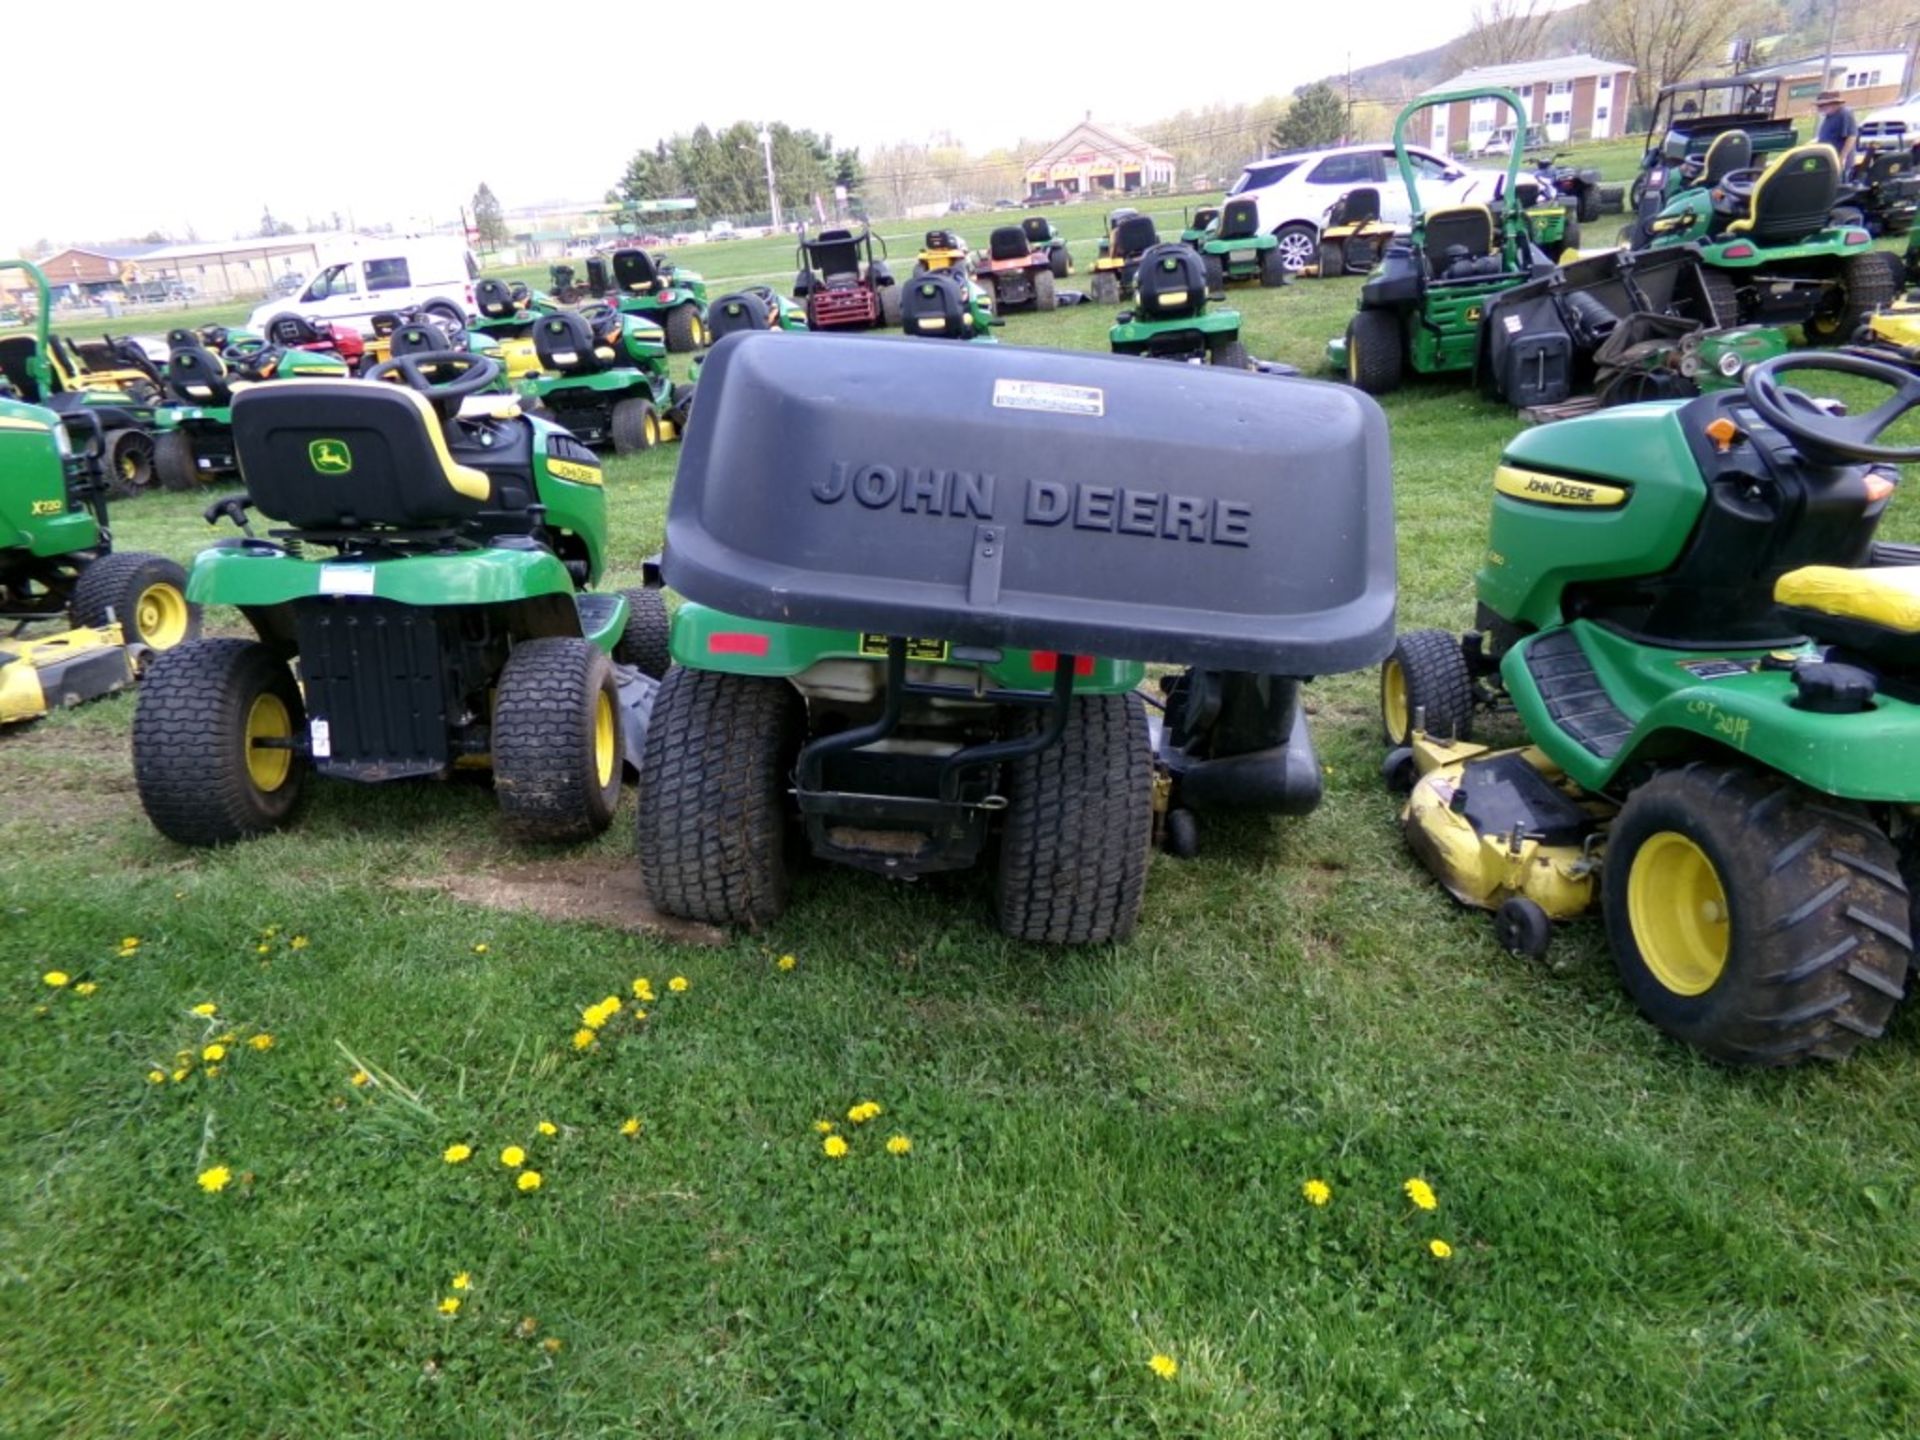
[1636,141,1897,343]
[515,305,678,454]
[634,332,1394,942]
[1109,244,1249,368]
[1088,210,1161,304]
[1021,215,1073,278]
[609,247,708,353]
[678,288,809,422]
[132,351,668,847]
[152,328,353,491]
[469,278,557,380]
[1329,88,1548,396]
[900,270,998,343]
[1,259,202,723]
[1380,352,1920,1068]
[1190,199,1289,292]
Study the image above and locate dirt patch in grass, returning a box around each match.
[0,718,135,838]
[397,857,724,945]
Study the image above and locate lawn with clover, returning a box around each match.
[8,208,1920,1437]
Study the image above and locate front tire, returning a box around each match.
[153,429,198,492]
[1603,765,1910,1066]
[1379,629,1472,745]
[69,551,200,651]
[492,637,622,842]
[1807,250,1899,343]
[104,427,154,497]
[614,588,671,679]
[636,668,802,928]
[1260,246,1291,287]
[1090,271,1121,305]
[1208,337,1250,370]
[609,397,658,455]
[1049,247,1071,279]
[1346,308,1404,395]
[1203,254,1226,297]
[995,693,1153,945]
[1317,241,1345,278]
[663,304,701,353]
[133,639,306,846]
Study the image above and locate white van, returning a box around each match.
[248,236,479,337]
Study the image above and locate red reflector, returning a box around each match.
[708,632,770,656]
[1031,651,1095,676]
[1721,243,1755,259]
[1846,230,1871,245]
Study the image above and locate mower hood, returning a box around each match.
[664,333,1395,674]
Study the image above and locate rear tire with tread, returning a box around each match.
[104,427,155,497]
[636,668,802,928]
[493,637,622,842]
[610,397,657,455]
[878,283,904,327]
[1317,241,1345,278]
[995,693,1153,945]
[1809,249,1900,343]
[1049,247,1071,279]
[153,429,198,492]
[1346,307,1404,395]
[1261,246,1291,287]
[614,588,671,679]
[1033,267,1058,311]
[664,304,701,353]
[1209,337,1250,370]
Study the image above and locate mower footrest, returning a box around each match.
[1522,630,1632,759]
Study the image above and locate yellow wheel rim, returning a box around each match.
[644,411,659,445]
[245,693,293,793]
[1347,335,1361,385]
[1628,832,1731,996]
[1381,657,1410,743]
[593,689,616,788]
[134,582,190,650]
[118,448,143,482]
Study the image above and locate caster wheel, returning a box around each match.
[1493,897,1552,960]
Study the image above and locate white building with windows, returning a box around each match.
[1413,54,1637,153]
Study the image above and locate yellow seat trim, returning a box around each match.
[1775,564,1920,633]
[1726,143,1840,236]
[242,380,493,503]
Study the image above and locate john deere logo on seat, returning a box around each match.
[309,439,352,475]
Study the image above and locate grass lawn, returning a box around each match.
[8,207,1920,1438]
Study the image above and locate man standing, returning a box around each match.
[1815,89,1859,171]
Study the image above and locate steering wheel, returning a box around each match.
[1715,168,1761,207]
[1744,352,1920,464]
[225,344,287,382]
[575,303,623,342]
[366,350,501,399]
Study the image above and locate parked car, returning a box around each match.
[1869,94,1920,134]
[1224,143,1508,273]
[1028,186,1070,206]
[1474,123,1552,157]
[246,236,480,338]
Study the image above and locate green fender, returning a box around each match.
[187,545,578,610]
[517,368,671,406]
[1,399,101,557]
[1504,620,1920,803]
[1109,309,1241,349]
[1696,228,1876,265]
[670,602,1145,695]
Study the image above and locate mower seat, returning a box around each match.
[901,273,973,338]
[924,229,963,251]
[1701,129,1753,188]
[1422,207,1496,276]
[370,312,403,339]
[1020,216,1056,244]
[1330,188,1383,227]
[266,313,327,347]
[1190,207,1221,233]
[1775,565,1920,666]
[1134,244,1208,319]
[0,336,44,402]
[988,226,1031,261]
[475,279,518,320]
[1112,214,1160,260]
[612,248,664,296]
[167,344,233,406]
[1217,200,1260,241]
[533,312,618,376]
[231,380,495,531]
[805,232,863,286]
[707,291,773,341]
[1863,150,1914,187]
[1727,145,1841,245]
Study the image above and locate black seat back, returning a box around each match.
[1113,214,1160,260]
[1134,243,1208,319]
[923,229,962,251]
[265,312,327,347]
[1330,187,1382,226]
[1020,216,1055,244]
[1702,129,1753,187]
[167,344,232,406]
[901,273,971,338]
[1741,145,1841,244]
[584,255,610,293]
[475,278,517,319]
[612,248,662,295]
[1422,207,1495,273]
[804,230,863,282]
[1218,200,1259,240]
[1189,206,1220,233]
[533,310,613,375]
[233,381,493,531]
[1866,150,1911,187]
[0,336,43,402]
[708,290,774,340]
[388,319,468,387]
[370,312,403,339]
[988,225,1030,261]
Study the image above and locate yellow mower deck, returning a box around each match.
[0,622,140,725]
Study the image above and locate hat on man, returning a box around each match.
[1815,90,1844,106]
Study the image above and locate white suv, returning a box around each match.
[1226,143,1508,272]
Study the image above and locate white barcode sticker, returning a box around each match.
[318,566,376,596]
[309,719,331,759]
[992,378,1105,417]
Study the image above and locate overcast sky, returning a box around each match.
[3,0,1510,249]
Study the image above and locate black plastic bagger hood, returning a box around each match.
[665,333,1395,674]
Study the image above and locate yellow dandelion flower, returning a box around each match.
[350,1069,370,1087]
[814,1120,836,1134]
[217,1031,235,1044]
[1404,1178,1438,1212]
[452,1271,471,1291]
[42,971,70,988]
[438,1296,461,1315]
[516,1316,539,1339]
[777,954,796,971]
[443,1143,473,1164]
[581,1003,610,1031]
[290,936,309,950]
[823,1135,849,1159]
[572,1029,596,1051]
[197,1165,232,1193]
[120,936,140,949]
[537,1121,557,1137]
[205,1064,221,1078]
[631,1007,647,1021]
[668,975,689,992]
[472,943,489,955]
[192,1003,217,1017]
[886,1135,912,1156]
[74,981,98,996]
[249,1034,275,1051]
[500,1146,526,1168]
[1302,1179,1332,1206]
[847,1101,883,1125]
[202,1043,227,1062]
[542,1336,563,1354]
[1429,1239,1453,1259]
[620,1118,642,1137]
[171,1068,190,1083]
[1148,1354,1178,1380]
[263,926,279,938]
[601,995,622,1013]
[146,1069,166,1085]
[631,977,655,1001]
[517,1170,543,1192]
[255,944,270,955]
